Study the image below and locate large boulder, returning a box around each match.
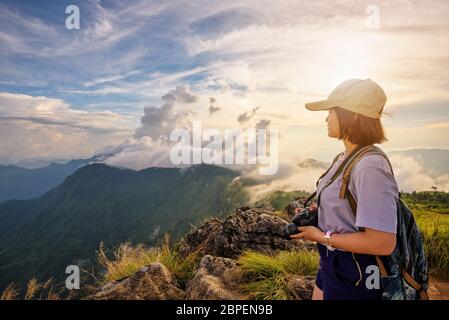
[185,255,247,300]
[178,207,315,258]
[87,262,185,300]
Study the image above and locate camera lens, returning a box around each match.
[283,223,300,239]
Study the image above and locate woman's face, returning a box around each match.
[326,108,340,138]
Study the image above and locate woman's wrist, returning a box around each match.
[323,231,334,248]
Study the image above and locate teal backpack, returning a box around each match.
[305,144,429,300]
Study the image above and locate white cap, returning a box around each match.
[305,79,387,119]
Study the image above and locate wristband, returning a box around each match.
[323,231,335,251]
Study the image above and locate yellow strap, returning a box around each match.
[401,268,429,300]
[339,146,395,201]
[375,255,389,277]
[339,146,376,199]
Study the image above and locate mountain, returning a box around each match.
[0,163,248,291]
[0,159,90,202]
[4,158,76,169]
[297,158,330,170]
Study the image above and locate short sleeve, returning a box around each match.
[350,163,399,234]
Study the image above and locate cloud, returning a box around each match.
[1,0,448,175]
[237,106,259,124]
[390,154,449,192]
[83,70,141,87]
[0,92,135,162]
[209,105,221,115]
[209,97,221,115]
[255,119,271,129]
[240,157,327,204]
[133,86,198,140]
[241,152,449,205]
[99,137,178,170]
[161,86,199,104]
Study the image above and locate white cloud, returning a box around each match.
[100,137,177,170]
[133,86,199,140]
[1,0,448,186]
[0,92,135,162]
[390,154,449,192]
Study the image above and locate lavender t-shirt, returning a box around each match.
[316,151,399,234]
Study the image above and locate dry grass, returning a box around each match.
[1,283,18,300]
[97,234,199,288]
[25,278,40,300]
[1,277,61,300]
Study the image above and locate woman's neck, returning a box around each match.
[343,139,358,156]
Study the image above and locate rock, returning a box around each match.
[284,196,316,218]
[284,275,315,300]
[284,198,305,217]
[87,262,185,300]
[185,255,247,300]
[178,207,315,259]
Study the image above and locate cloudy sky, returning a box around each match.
[0,0,448,176]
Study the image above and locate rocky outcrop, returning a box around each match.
[88,206,316,300]
[178,207,315,258]
[185,255,248,300]
[87,262,185,300]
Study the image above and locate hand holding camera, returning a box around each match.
[283,203,318,240]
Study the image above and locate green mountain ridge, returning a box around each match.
[0,163,249,291]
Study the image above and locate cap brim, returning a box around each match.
[305,100,335,111]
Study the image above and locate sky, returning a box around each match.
[0,0,448,190]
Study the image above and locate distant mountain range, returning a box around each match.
[1,148,447,204]
[0,159,90,202]
[3,158,78,169]
[0,163,248,291]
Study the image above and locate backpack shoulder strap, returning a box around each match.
[337,146,397,280]
[339,146,394,208]
[304,145,373,208]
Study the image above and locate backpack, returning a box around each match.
[304,144,429,300]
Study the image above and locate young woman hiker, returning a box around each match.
[291,79,400,300]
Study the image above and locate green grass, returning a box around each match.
[401,191,449,214]
[401,192,449,277]
[412,209,449,277]
[237,249,319,300]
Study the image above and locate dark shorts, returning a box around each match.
[315,243,383,300]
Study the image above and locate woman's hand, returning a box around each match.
[290,226,324,243]
[293,202,318,214]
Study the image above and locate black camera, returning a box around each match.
[283,207,318,240]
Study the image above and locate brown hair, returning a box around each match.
[334,106,387,146]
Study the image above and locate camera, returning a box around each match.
[283,207,318,240]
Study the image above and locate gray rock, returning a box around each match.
[87,262,185,300]
[185,255,247,300]
[178,207,315,258]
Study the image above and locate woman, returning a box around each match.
[291,79,399,300]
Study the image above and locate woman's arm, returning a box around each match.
[290,226,396,256]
